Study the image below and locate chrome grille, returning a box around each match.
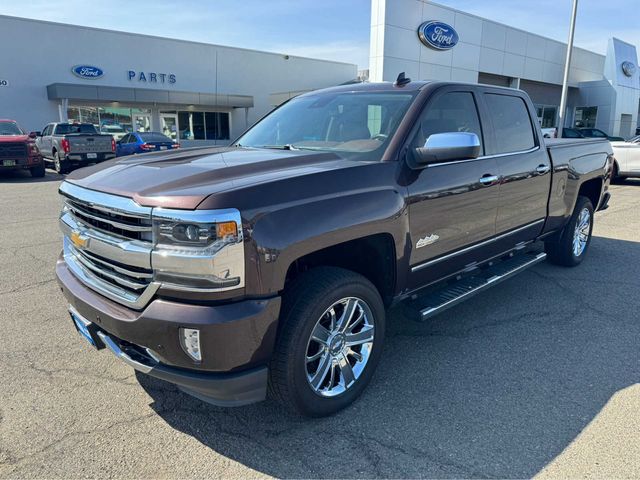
[63,197,152,241]
[0,142,27,159]
[59,182,158,309]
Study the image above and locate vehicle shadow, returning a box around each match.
[0,168,64,183]
[136,235,640,478]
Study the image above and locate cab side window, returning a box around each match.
[412,91,484,155]
[484,94,536,154]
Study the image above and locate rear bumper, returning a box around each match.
[57,255,281,406]
[65,152,116,163]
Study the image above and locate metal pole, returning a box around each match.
[557,0,579,138]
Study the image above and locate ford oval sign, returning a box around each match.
[418,21,459,50]
[71,65,104,80]
[621,61,636,77]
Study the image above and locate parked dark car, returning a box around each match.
[116,132,179,156]
[0,119,45,177]
[577,128,625,142]
[56,79,613,417]
[561,127,585,138]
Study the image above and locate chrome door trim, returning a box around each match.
[411,219,545,272]
[427,146,541,168]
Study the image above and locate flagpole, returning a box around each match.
[557,0,579,138]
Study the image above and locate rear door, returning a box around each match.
[481,89,550,241]
[405,87,500,288]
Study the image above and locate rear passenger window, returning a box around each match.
[485,94,536,154]
[413,92,484,154]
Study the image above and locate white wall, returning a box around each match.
[0,15,357,138]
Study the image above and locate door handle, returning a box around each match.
[536,164,551,175]
[479,174,499,186]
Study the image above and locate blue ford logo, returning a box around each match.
[71,65,104,79]
[418,21,459,50]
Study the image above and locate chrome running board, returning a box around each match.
[410,251,547,321]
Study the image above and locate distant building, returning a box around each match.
[370,0,640,137]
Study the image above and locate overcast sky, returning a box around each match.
[1,0,638,69]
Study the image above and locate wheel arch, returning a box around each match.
[578,177,603,210]
[283,233,398,307]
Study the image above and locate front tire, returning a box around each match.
[29,162,45,178]
[269,267,385,417]
[545,196,594,267]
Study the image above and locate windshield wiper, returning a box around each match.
[258,144,299,150]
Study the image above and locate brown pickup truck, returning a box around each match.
[56,78,613,417]
[0,119,44,177]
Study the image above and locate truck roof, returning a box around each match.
[299,80,527,97]
[300,80,431,96]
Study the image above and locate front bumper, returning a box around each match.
[0,155,43,169]
[57,256,281,406]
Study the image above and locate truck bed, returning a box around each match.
[545,137,611,228]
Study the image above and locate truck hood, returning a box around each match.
[65,146,357,209]
[0,134,29,143]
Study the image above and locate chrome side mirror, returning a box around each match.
[411,132,481,167]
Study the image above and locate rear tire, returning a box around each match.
[545,196,594,267]
[54,151,69,175]
[269,267,385,417]
[29,162,45,178]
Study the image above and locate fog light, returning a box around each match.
[180,328,202,362]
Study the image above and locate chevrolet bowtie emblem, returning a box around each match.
[70,230,90,249]
[416,234,439,248]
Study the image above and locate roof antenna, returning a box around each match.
[394,72,411,87]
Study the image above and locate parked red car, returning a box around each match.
[0,119,45,177]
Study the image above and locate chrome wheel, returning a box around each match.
[305,297,375,397]
[573,207,591,257]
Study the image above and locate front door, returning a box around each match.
[405,89,500,289]
[160,114,178,141]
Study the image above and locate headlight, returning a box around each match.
[151,208,244,291]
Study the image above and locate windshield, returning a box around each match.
[55,123,98,135]
[236,91,417,161]
[101,125,126,133]
[0,122,23,136]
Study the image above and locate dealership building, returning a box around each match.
[0,15,357,146]
[370,0,640,137]
[1,1,639,142]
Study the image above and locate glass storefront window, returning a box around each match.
[574,106,598,128]
[204,112,230,140]
[66,106,151,133]
[535,104,558,128]
[178,112,205,140]
[65,106,229,141]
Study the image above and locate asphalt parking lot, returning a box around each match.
[0,168,638,479]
